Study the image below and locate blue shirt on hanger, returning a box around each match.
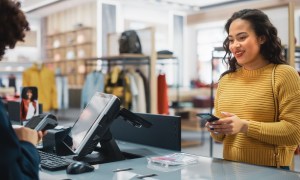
[80,71,105,108]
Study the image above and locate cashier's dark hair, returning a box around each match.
[0,0,30,60]
[221,9,287,77]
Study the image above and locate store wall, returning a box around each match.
[46,2,97,34]
[184,26,198,86]
[187,6,292,85]
[3,17,42,62]
[120,5,190,87]
[264,7,289,45]
[122,5,169,24]
[46,1,97,57]
[121,4,171,52]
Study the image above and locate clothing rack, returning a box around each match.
[84,55,151,72]
[83,54,151,112]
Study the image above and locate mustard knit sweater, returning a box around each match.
[212,63,300,167]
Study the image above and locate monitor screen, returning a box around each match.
[63,92,118,154]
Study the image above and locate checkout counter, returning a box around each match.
[37,92,300,179]
[39,140,300,180]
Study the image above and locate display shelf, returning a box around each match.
[0,61,33,73]
[45,27,94,86]
[100,53,148,59]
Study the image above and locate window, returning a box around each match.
[196,23,227,84]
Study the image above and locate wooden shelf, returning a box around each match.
[157,54,177,59]
[46,42,93,50]
[47,27,93,36]
[45,27,94,86]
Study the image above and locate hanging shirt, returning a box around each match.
[136,69,149,112]
[157,73,169,115]
[105,67,132,110]
[22,64,58,112]
[126,72,139,112]
[131,71,146,113]
[56,76,69,109]
[8,74,16,93]
[81,71,105,109]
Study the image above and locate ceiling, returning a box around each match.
[21,0,237,7]
[20,0,252,16]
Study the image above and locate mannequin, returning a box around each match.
[22,61,58,112]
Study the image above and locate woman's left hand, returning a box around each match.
[209,112,249,135]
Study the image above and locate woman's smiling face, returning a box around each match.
[228,18,267,70]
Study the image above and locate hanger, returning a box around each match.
[159,64,165,75]
[33,60,43,70]
[55,68,64,77]
[94,61,103,73]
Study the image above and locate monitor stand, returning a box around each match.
[66,108,150,165]
[72,130,125,165]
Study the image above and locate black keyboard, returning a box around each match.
[39,150,73,171]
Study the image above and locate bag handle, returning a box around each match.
[271,64,280,168]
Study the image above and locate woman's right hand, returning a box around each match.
[14,126,46,145]
[205,112,249,135]
[205,121,219,133]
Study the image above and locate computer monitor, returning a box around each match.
[61,92,152,165]
[62,93,121,161]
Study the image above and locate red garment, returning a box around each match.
[157,74,169,114]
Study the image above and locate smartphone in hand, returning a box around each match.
[197,113,219,122]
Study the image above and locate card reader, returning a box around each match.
[25,113,58,131]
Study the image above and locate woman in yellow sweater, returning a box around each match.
[206,9,300,170]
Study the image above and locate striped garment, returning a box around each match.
[212,63,300,166]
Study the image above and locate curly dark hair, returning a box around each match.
[221,9,287,77]
[0,0,30,59]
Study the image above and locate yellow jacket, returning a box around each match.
[22,64,58,111]
[104,66,132,109]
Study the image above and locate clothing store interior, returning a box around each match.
[3,0,300,178]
